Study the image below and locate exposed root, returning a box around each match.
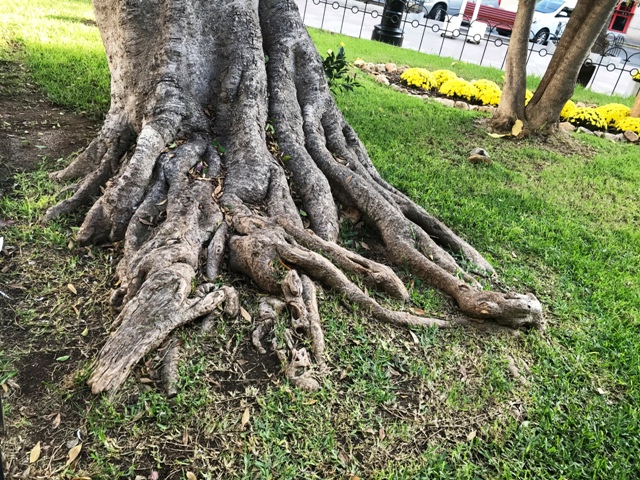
[76,125,168,244]
[49,113,133,182]
[42,0,545,396]
[88,274,232,394]
[162,339,182,398]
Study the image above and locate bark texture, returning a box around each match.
[489,0,536,132]
[47,0,543,394]
[524,0,619,130]
[491,0,618,133]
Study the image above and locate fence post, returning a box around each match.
[372,0,406,46]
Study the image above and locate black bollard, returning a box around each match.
[372,0,407,46]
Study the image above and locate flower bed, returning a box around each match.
[356,62,640,136]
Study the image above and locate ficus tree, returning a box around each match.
[45,0,543,394]
[491,0,619,133]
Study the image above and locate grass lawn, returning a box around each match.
[1,1,639,479]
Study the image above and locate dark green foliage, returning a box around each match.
[322,45,361,93]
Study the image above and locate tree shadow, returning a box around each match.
[46,15,97,27]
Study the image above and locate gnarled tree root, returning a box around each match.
[45,0,543,395]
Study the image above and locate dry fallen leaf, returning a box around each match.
[53,413,61,428]
[409,307,425,316]
[29,442,41,463]
[241,407,250,428]
[511,119,524,137]
[186,472,197,480]
[67,284,77,295]
[409,330,420,344]
[66,443,82,465]
[240,307,251,322]
[379,427,386,441]
[345,175,353,185]
[467,430,477,441]
[72,305,80,316]
[597,387,607,395]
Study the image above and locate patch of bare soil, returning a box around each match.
[0,58,98,190]
[0,56,102,478]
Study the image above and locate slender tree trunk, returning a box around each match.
[490,0,536,131]
[45,0,543,394]
[525,0,618,130]
[631,91,640,117]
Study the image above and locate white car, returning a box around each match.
[418,0,500,21]
[530,0,577,45]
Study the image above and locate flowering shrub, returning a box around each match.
[560,100,577,120]
[564,107,608,131]
[471,79,502,106]
[400,68,438,91]
[616,117,640,134]
[439,78,478,101]
[525,89,533,106]
[596,103,631,128]
[432,69,458,87]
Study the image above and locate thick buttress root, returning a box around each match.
[45,0,543,395]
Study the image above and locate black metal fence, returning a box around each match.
[297,0,640,97]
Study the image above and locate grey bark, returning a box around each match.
[491,0,618,133]
[46,0,543,394]
[490,0,536,132]
[525,0,619,130]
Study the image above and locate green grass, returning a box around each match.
[1,0,640,479]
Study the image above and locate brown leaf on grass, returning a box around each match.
[467,430,477,441]
[53,413,61,428]
[241,407,250,428]
[240,307,251,322]
[409,307,425,316]
[29,442,41,463]
[409,330,420,344]
[66,443,82,465]
[186,472,197,480]
[67,284,77,295]
[183,428,189,446]
[379,427,386,441]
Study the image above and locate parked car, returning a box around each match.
[418,0,500,21]
[529,0,577,45]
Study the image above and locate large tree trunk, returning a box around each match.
[490,0,536,131]
[45,0,543,394]
[525,0,618,130]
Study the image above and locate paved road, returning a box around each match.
[297,0,640,97]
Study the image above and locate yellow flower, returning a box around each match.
[471,79,501,106]
[340,42,345,47]
[400,68,438,91]
[525,89,533,106]
[616,117,640,134]
[596,103,631,128]
[560,100,577,120]
[565,107,607,131]
[439,78,478,101]
[432,69,458,87]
